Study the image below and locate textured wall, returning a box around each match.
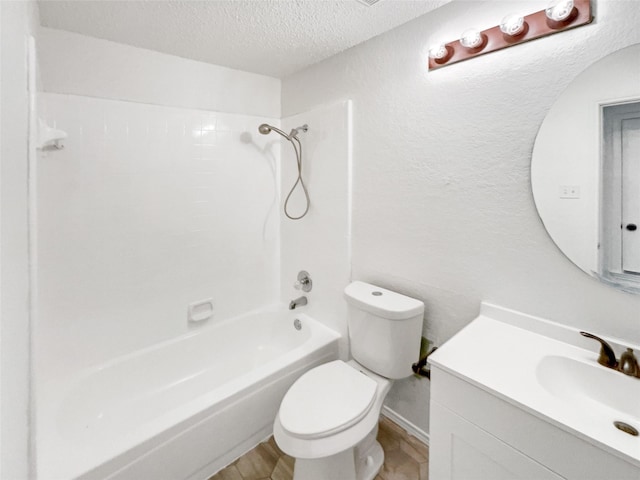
[38,28,280,117]
[282,0,640,433]
[37,94,280,377]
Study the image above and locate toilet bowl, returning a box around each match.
[274,360,391,480]
[274,281,424,480]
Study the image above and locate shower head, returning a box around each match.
[258,123,288,138]
[258,123,308,139]
[258,124,272,135]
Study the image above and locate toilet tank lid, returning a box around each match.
[344,281,424,320]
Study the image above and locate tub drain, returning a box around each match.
[293,319,302,330]
[614,421,638,436]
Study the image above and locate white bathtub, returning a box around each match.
[37,307,340,480]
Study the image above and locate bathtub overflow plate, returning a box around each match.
[293,319,302,330]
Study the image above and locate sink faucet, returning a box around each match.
[580,331,640,378]
[619,348,639,377]
[580,332,617,368]
[289,296,307,310]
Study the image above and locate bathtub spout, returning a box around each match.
[289,296,307,310]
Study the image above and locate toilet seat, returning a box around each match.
[279,360,377,439]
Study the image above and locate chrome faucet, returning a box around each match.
[580,331,640,378]
[289,296,307,310]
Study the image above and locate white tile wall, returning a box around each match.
[280,101,352,356]
[37,93,281,377]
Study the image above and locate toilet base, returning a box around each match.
[292,438,384,480]
[356,440,384,480]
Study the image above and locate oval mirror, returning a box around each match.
[532,43,640,294]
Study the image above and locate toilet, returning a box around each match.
[274,281,424,480]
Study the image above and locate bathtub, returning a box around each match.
[37,307,340,480]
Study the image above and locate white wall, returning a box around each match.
[282,0,640,434]
[1,1,40,477]
[38,28,280,118]
[280,101,352,357]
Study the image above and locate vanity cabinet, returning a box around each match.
[430,401,563,480]
[429,367,640,480]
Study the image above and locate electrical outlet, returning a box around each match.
[559,185,580,199]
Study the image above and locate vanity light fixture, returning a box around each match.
[545,0,575,22]
[428,43,449,61]
[428,0,592,70]
[459,28,485,50]
[499,13,526,37]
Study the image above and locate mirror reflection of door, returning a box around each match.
[601,101,640,285]
[622,116,640,272]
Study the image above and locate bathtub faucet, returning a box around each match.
[289,296,308,310]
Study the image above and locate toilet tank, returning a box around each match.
[344,281,424,379]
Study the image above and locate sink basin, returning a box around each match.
[536,355,640,422]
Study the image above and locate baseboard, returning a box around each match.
[381,406,429,446]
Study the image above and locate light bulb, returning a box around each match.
[500,13,525,36]
[428,43,448,60]
[545,0,575,21]
[460,28,483,49]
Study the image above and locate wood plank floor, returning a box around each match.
[209,416,429,480]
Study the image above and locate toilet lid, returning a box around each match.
[279,360,378,439]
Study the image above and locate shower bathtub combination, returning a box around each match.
[37,307,340,480]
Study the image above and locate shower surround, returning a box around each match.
[37,92,281,375]
[35,89,292,478]
[34,27,352,479]
[35,89,290,477]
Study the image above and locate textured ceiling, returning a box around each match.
[38,0,450,78]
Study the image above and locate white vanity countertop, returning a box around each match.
[428,303,640,468]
